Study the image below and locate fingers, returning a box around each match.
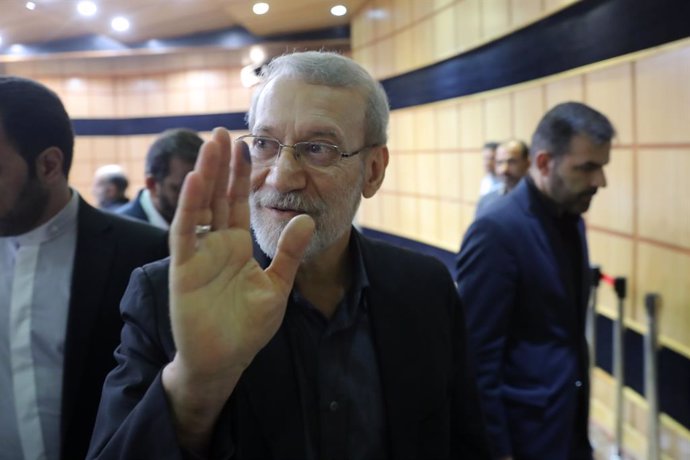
[210,128,231,231]
[227,140,252,230]
[171,168,213,266]
[266,214,315,291]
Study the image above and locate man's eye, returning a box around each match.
[306,143,328,154]
[254,138,270,149]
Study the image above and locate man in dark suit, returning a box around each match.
[117,128,202,229]
[88,51,491,459]
[456,102,615,460]
[0,76,168,460]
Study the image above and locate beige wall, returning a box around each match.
[4,55,252,200]
[353,0,690,457]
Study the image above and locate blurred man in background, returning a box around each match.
[118,128,202,229]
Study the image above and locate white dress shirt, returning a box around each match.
[139,189,169,230]
[0,191,79,460]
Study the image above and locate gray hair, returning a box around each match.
[530,102,615,159]
[246,51,390,146]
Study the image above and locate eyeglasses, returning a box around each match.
[236,135,377,169]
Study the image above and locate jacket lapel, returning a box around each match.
[61,200,115,437]
[359,236,425,460]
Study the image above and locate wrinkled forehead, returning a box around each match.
[253,78,367,144]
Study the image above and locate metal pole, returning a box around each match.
[587,265,602,375]
[612,277,627,460]
[645,293,661,460]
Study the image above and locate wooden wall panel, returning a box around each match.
[510,0,543,27]
[545,74,584,108]
[483,93,512,142]
[635,46,690,144]
[458,100,484,149]
[586,148,634,235]
[637,148,690,248]
[438,153,463,200]
[455,0,482,54]
[435,102,461,150]
[481,0,511,41]
[587,231,635,318]
[416,153,440,197]
[512,85,544,143]
[439,201,463,251]
[585,63,634,145]
[418,198,441,246]
[460,152,483,203]
[636,242,690,350]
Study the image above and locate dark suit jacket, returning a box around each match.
[87,231,492,459]
[60,198,168,460]
[456,179,592,460]
[116,189,149,223]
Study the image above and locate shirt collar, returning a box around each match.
[5,188,80,248]
[140,189,169,230]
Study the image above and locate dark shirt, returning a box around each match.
[525,176,588,444]
[284,234,388,460]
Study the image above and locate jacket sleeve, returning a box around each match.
[455,218,518,458]
[448,272,493,460]
[86,266,234,460]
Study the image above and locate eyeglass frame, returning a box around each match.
[235,134,379,168]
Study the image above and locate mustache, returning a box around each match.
[251,190,325,215]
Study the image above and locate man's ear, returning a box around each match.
[533,150,553,177]
[145,175,158,197]
[35,147,65,184]
[362,145,389,198]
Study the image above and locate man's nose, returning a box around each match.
[265,146,307,193]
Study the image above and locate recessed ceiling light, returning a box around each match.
[249,46,265,64]
[77,1,98,17]
[252,3,270,15]
[0,36,3,46]
[111,16,130,32]
[331,5,347,16]
[25,2,36,10]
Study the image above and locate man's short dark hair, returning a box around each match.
[530,102,615,159]
[0,76,74,177]
[483,141,499,151]
[109,175,129,194]
[146,128,203,183]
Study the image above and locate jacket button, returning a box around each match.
[575,380,583,388]
[329,400,339,411]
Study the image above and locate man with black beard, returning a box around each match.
[118,128,202,228]
[456,102,615,460]
[88,51,491,460]
[0,76,169,460]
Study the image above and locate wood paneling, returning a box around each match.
[637,148,690,248]
[636,242,690,352]
[587,231,635,318]
[545,75,584,108]
[585,63,634,145]
[512,85,544,142]
[483,93,512,142]
[635,46,690,144]
[587,148,634,235]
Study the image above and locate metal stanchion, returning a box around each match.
[609,276,627,460]
[645,293,661,460]
[598,273,627,459]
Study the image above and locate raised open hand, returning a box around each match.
[167,127,314,391]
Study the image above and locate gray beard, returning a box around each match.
[249,180,363,261]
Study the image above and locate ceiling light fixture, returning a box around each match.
[0,36,3,46]
[25,2,36,10]
[77,0,98,17]
[331,5,347,16]
[252,3,270,15]
[249,46,265,64]
[111,16,130,32]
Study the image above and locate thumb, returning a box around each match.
[266,214,315,290]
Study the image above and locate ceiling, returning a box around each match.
[0,0,365,61]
